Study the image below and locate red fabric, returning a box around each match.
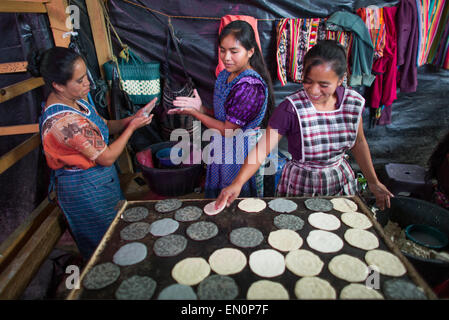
[370,6,398,111]
[215,15,262,77]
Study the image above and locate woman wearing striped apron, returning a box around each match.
[29,47,155,260]
[169,20,275,198]
[217,40,393,211]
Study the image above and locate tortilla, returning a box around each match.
[149,218,179,237]
[273,214,305,231]
[294,277,336,300]
[246,280,289,300]
[268,198,298,213]
[229,227,264,248]
[383,279,428,300]
[285,249,324,277]
[153,234,188,257]
[267,229,303,252]
[341,212,373,229]
[197,275,239,300]
[238,198,267,213]
[115,275,157,300]
[340,283,384,300]
[112,242,147,266]
[249,249,285,278]
[157,284,198,300]
[155,199,182,213]
[365,249,407,277]
[186,221,218,241]
[328,254,369,282]
[122,206,149,222]
[208,248,247,275]
[82,262,120,290]
[174,206,202,222]
[304,198,333,212]
[203,200,226,216]
[171,257,211,286]
[306,230,343,253]
[307,212,341,231]
[330,197,358,212]
[120,222,151,241]
[344,228,379,250]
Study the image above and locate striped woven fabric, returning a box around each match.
[276,87,364,197]
[357,7,387,59]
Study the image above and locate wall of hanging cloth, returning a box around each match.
[426,0,449,69]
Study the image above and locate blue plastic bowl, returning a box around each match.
[405,224,449,249]
[155,147,183,167]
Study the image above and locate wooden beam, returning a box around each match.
[0,1,47,13]
[45,0,71,48]
[0,61,28,74]
[86,0,112,79]
[0,124,39,136]
[0,77,44,104]
[0,133,41,175]
[0,206,64,299]
[0,198,58,273]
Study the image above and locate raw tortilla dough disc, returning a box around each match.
[171,257,211,286]
[82,262,120,290]
[153,234,188,257]
[149,218,179,237]
[208,248,247,275]
[113,242,147,266]
[306,230,343,253]
[285,249,324,277]
[230,227,264,248]
[115,275,157,300]
[120,222,151,241]
[304,198,333,212]
[383,279,427,300]
[186,221,218,241]
[203,200,226,216]
[294,277,336,300]
[341,212,373,229]
[330,197,358,212]
[344,228,379,250]
[308,212,341,231]
[155,199,182,213]
[340,283,384,300]
[267,229,303,252]
[197,275,239,300]
[174,206,202,222]
[273,214,305,231]
[365,249,407,277]
[122,206,149,222]
[238,198,267,213]
[249,249,285,278]
[328,254,369,282]
[157,284,197,300]
[247,280,289,300]
[268,198,298,213]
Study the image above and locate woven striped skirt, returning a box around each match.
[276,158,358,197]
[55,165,124,259]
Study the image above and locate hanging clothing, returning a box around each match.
[39,99,124,260]
[271,87,363,197]
[367,6,398,125]
[427,0,449,69]
[215,15,262,77]
[205,69,268,198]
[357,7,387,59]
[397,0,419,93]
[326,11,376,87]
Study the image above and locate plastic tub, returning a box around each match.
[405,224,448,249]
[136,141,203,196]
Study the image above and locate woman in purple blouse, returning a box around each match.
[169,20,274,198]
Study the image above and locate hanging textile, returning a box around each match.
[427,0,449,69]
[417,0,447,66]
[275,18,326,86]
[356,7,387,59]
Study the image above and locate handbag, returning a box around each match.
[158,21,199,141]
[103,48,161,105]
